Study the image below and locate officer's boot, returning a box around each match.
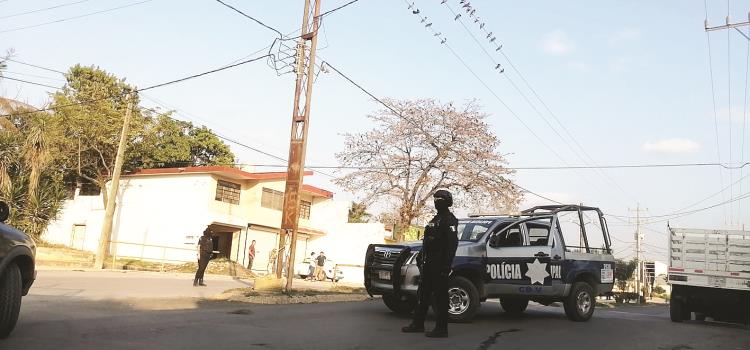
[401,323,425,333]
[193,277,199,286]
[199,278,207,286]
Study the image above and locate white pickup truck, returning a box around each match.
[668,227,750,324]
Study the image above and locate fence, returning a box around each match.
[109,240,197,272]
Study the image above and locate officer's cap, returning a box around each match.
[433,189,453,207]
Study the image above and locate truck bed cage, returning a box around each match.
[521,204,604,216]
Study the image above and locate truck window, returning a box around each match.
[457,219,495,241]
[489,223,522,247]
[526,218,552,246]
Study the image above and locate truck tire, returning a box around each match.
[563,282,595,322]
[443,276,480,323]
[382,294,416,315]
[669,297,690,322]
[500,298,529,315]
[0,263,22,339]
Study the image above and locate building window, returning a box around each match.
[215,180,241,205]
[261,188,312,219]
[300,200,311,220]
[261,188,284,210]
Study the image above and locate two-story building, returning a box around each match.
[43,166,383,275]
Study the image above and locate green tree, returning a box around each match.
[0,98,67,239]
[615,259,637,292]
[348,201,371,223]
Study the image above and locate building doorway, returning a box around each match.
[207,223,242,260]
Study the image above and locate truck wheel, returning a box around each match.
[442,276,480,323]
[563,282,595,322]
[669,297,690,322]
[382,294,416,315]
[0,263,22,339]
[500,298,529,315]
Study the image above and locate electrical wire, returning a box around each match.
[0,75,59,89]
[0,0,89,20]
[704,0,729,224]
[4,58,66,74]
[214,0,283,38]
[0,0,155,35]
[728,0,734,225]
[317,0,362,18]
[441,1,634,204]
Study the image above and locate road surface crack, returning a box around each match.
[477,328,521,350]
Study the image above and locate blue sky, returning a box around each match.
[2,0,750,261]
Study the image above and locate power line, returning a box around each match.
[318,0,362,18]
[0,75,60,89]
[213,0,283,38]
[1,54,273,118]
[705,0,729,224]
[4,58,66,74]
[0,0,156,35]
[1,70,66,82]
[728,0,734,225]
[441,1,634,203]
[0,0,89,20]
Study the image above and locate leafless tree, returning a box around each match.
[334,99,521,241]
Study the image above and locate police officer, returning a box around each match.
[193,227,214,287]
[402,189,459,338]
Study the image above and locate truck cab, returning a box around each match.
[364,205,615,322]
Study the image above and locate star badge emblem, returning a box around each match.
[525,259,549,285]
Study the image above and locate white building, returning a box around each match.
[44,166,388,281]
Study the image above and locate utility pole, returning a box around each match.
[629,203,647,304]
[275,0,322,292]
[94,92,135,269]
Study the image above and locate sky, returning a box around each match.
[2,0,750,262]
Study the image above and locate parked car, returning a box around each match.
[364,205,615,322]
[294,258,345,282]
[0,200,36,338]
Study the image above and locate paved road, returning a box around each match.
[29,268,253,299]
[7,297,750,349]
[4,270,749,349]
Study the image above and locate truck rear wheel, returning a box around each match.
[500,298,529,315]
[382,294,416,315]
[669,296,690,322]
[563,282,595,322]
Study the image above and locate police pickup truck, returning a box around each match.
[364,205,615,322]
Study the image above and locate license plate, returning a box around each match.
[379,271,391,280]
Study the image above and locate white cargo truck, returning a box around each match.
[667,227,750,324]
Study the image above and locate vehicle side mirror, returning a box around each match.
[0,201,9,223]
[488,233,499,248]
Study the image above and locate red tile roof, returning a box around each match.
[123,166,333,198]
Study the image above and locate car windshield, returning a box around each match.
[456,219,497,241]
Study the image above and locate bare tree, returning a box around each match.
[334,99,521,241]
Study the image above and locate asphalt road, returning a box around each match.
[3,270,749,350]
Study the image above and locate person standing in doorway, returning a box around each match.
[247,240,256,271]
[315,251,327,281]
[402,189,458,338]
[194,227,214,287]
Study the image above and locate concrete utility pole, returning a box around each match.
[94,92,135,269]
[629,203,647,304]
[275,0,322,292]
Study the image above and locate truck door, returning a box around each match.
[485,216,564,296]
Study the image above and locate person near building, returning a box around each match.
[194,227,214,287]
[247,240,256,271]
[402,189,459,338]
[315,251,327,281]
[307,252,317,281]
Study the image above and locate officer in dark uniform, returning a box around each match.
[193,227,214,286]
[402,189,459,338]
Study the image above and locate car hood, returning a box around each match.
[399,240,476,251]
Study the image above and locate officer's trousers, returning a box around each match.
[412,268,449,331]
[194,254,211,282]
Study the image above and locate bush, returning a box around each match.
[653,286,665,294]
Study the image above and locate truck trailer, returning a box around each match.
[668,227,750,324]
